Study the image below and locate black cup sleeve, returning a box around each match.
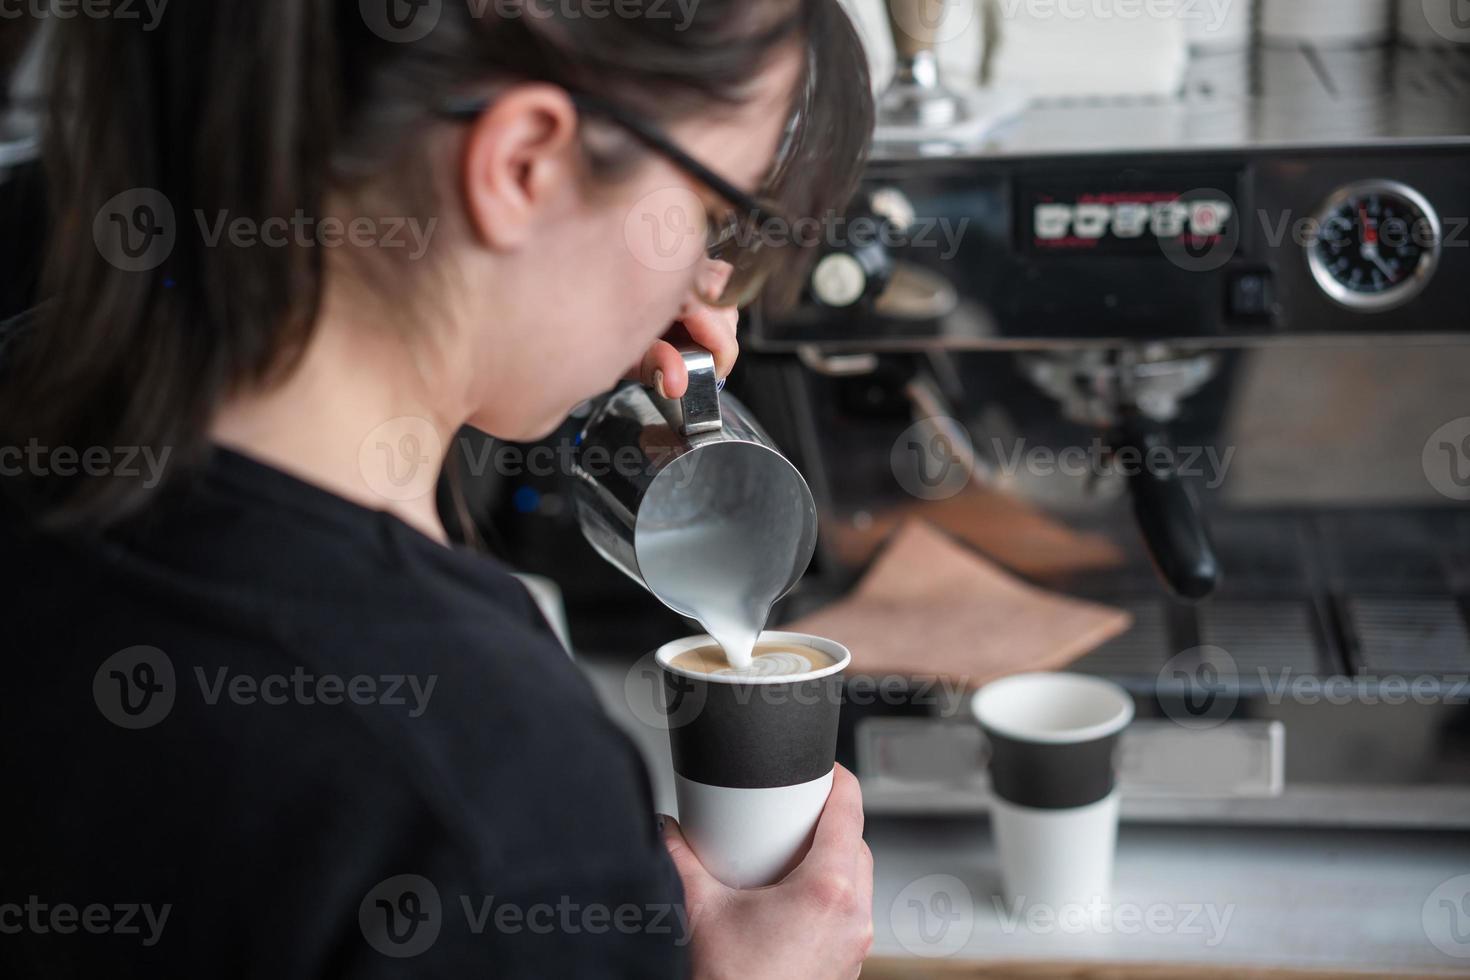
[984,728,1121,810]
[663,672,843,789]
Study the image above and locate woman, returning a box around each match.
[0,1,874,977]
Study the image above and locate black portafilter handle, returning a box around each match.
[1116,410,1222,601]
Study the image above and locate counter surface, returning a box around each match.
[579,651,1470,974]
[865,816,1470,974]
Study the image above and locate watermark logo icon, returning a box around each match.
[1158,645,1239,730]
[624,653,708,731]
[94,188,176,273]
[93,646,176,729]
[360,874,443,958]
[891,874,975,957]
[1423,417,1470,501]
[360,0,441,42]
[1423,874,1470,959]
[359,417,444,502]
[1417,0,1470,44]
[889,0,976,47]
[623,186,708,275]
[1158,189,1238,273]
[891,416,974,501]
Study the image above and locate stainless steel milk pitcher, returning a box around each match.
[571,347,818,628]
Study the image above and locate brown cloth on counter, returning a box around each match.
[780,519,1131,688]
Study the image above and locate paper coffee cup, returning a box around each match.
[655,631,850,889]
[971,672,1134,908]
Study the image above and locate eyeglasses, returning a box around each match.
[439,90,788,308]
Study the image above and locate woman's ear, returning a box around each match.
[459,84,581,251]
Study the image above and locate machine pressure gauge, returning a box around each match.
[1306,180,1441,312]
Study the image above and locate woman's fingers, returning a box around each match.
[677,300,739,381]
[855,841,876,960]
[627,262,740,394]
[634,340,685,398]
[806,765,866,869]
[658,814,706,883]
[682,261,740,381]
[790,764,866,905]
[631,308,737,397]
[659,814,731,915]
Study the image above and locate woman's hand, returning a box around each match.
[630,261,739,399]
[661,765,875,980]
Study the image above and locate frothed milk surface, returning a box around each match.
[671,643,837,679]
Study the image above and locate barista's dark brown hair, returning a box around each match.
[0,21,38,81]
[2,0,872,527]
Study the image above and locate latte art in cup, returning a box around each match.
[718,651,818,678]
[670,643,837,679]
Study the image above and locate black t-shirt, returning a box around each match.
[0,448,688,978]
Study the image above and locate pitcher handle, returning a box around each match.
[667,346,724,436]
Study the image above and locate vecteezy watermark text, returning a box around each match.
[356,421,710,504]
[1157,646,1470,730]
[0,0,168,30]
[998,0,1240,33]
[195,667,437,718]
[360,0,702,44]
[0,440,171,488]
[992,896,1235,947]
[991,437,1234,489]
[623,654,975,732]
[93,188,440,273]
[622,184,969,278]
[0,896,170,948]
[195,211,437,261]
[890,421,1235,502]
[93,646,439,730]
[887,874,1235,959]
[359,875,692,958]
[466,0,699,29]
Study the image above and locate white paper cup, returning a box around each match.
[655,631,850,888]
[972,672,1134,908]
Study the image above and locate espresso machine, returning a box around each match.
[722,16,1470,829]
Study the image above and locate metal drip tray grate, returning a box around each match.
[1076,600,1171,677]
[1197,600,1325,676]
[1393,46,1470,100]
[1345,595,1470,676]
[1070,592,1470,682]
[1073,597,1332,680]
